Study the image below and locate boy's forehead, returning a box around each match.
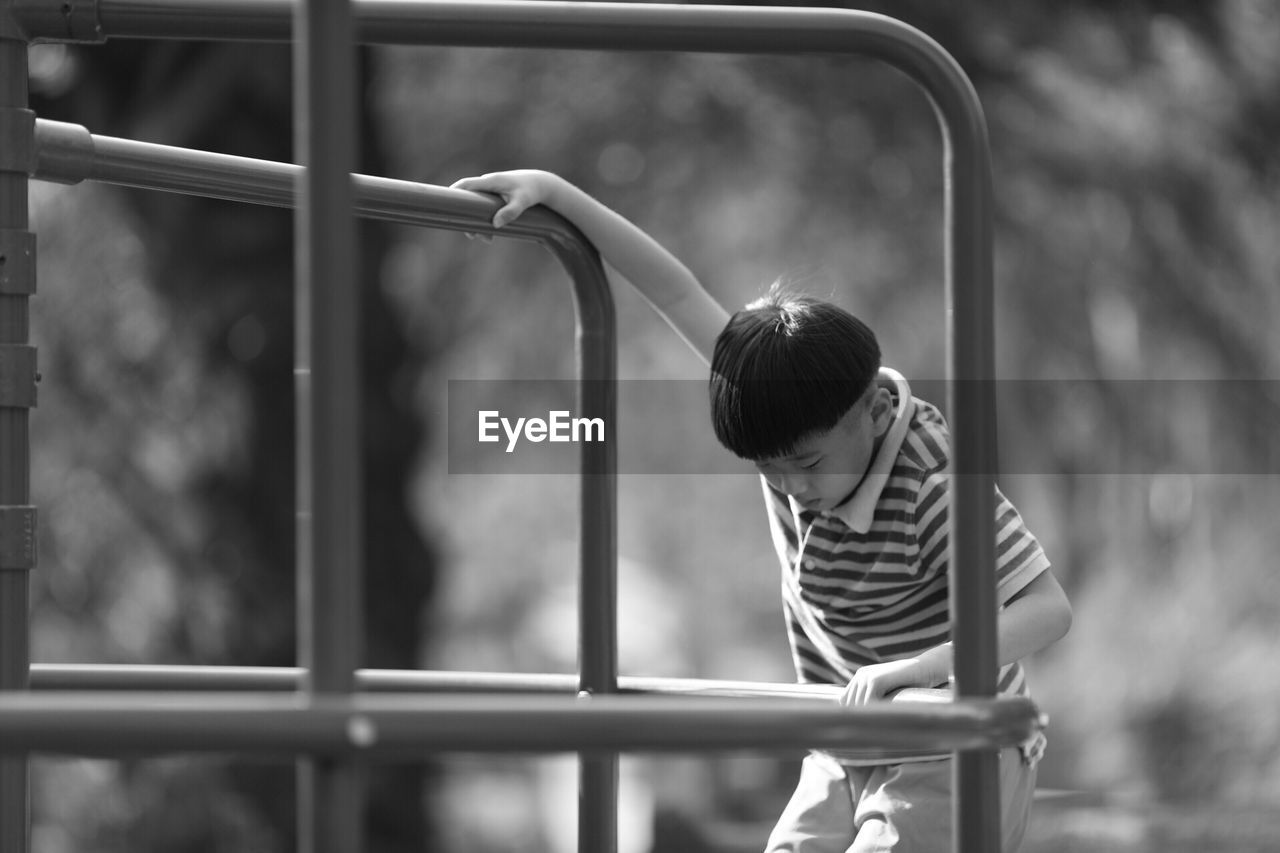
[762,430,835,464]
[758,396,877,464]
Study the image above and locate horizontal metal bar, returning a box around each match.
[30,119,558,239]
[0,691,1040,758]
[23,668,1027,763]
[16,0,941,61]
[29,664,940,702]
[31,664,570,693]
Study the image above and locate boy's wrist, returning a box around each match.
[914,643,953,688]
[538,171,574,209]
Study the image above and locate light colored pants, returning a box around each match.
[764,749,1035,853]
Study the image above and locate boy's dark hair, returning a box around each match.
[709,286,881,461]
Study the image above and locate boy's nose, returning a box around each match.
[779,474,810,498]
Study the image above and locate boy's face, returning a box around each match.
[752,386,894,513]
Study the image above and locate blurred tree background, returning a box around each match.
[22,1,1280,851]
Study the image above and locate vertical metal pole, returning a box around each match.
[941,79,1002,853]
[0,13,33,852]
[293,0,362,847]
[571,257,617,853]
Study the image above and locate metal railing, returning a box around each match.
[0,3,1018,852]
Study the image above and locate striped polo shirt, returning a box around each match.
[763,368,1051,764]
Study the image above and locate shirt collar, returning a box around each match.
[823,366,914,534]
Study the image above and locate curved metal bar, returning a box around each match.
[29,120,620,694]
[30,117,619,851]
[30,116,621,694]
[20,4,1000,848]
[0,691,1040,757]
[20,0,997,696]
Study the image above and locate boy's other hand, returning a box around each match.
[450,169,556,229]
[839,659,932,707]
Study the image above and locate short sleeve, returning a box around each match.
[914,472,1050,601]
[992,484,1052,602]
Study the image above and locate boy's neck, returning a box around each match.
[834,430,888,510]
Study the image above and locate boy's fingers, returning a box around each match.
[492,198,525,229]
[451,177,499,195]
[450,177,529,228]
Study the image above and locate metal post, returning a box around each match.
[0,5,34,850]
[571,243,617,853]
[293,0,362,847]
[934,50,1002,853]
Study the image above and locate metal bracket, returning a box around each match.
[0,108,35,173]
[32,119,95,185]
[0,345,37,408]
[7,0,105,43]
[0,506,36,571]
[0,230,35,295]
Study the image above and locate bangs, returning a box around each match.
[710,376,867,460]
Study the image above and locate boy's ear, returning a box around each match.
[869,386,894,436]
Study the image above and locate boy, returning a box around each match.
[451,169,1073,851]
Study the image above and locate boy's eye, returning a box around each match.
[801,458,822,471]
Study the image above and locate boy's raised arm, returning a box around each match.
[451,170,728,365]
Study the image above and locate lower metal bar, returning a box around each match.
[28,664,934,700]
[30,668,985,763]
[0,692,1041,757]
